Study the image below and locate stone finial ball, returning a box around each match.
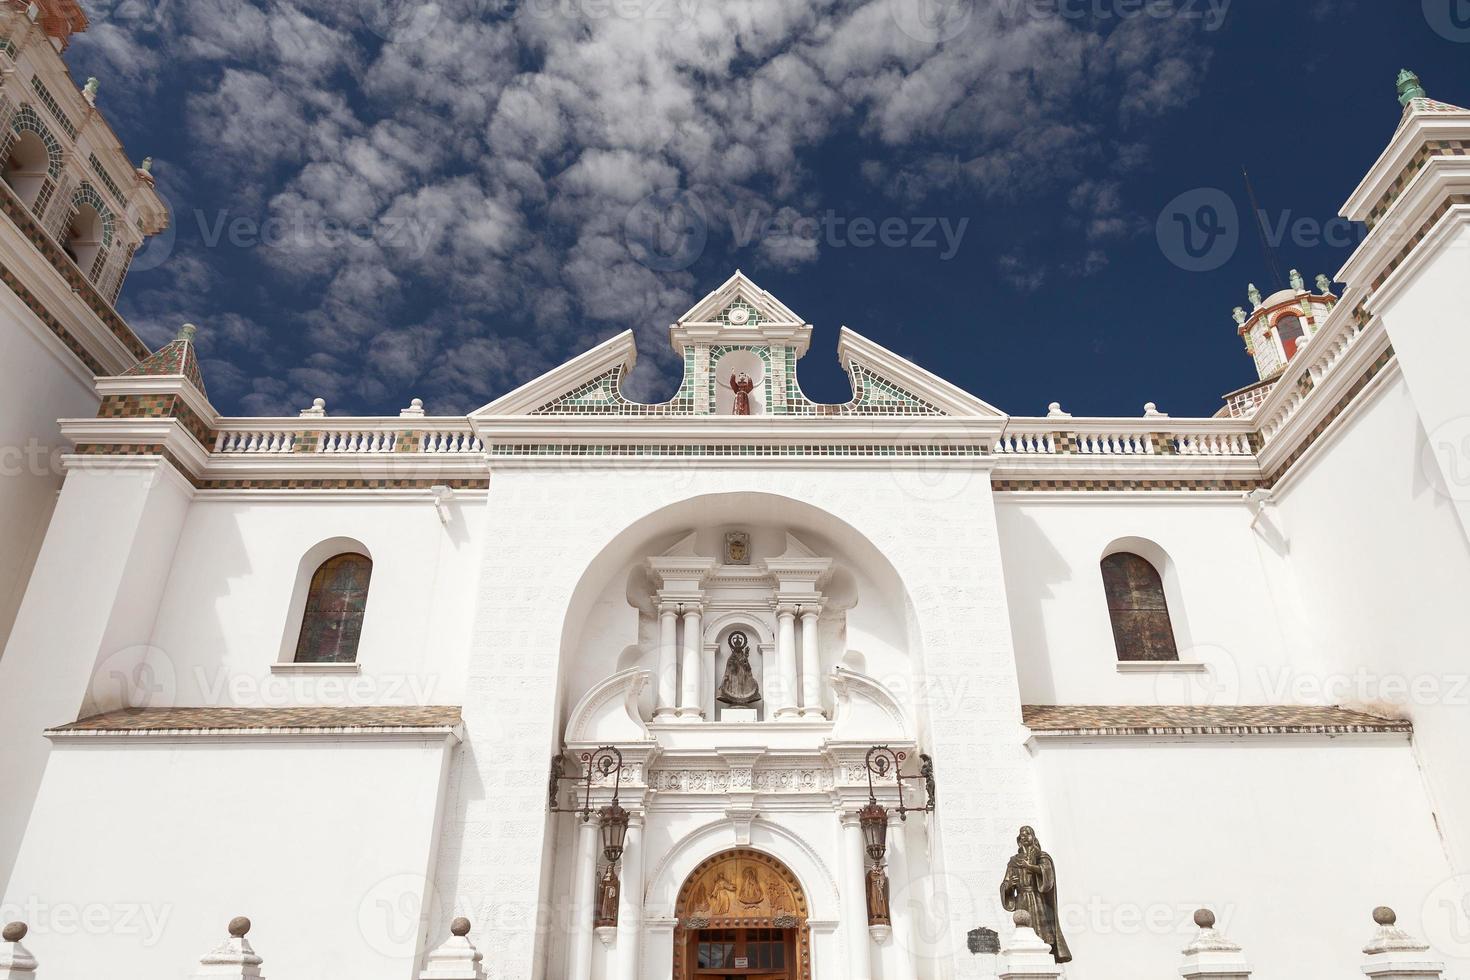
[1194,909,1216,929]
[2,921,26,942]
[1013,910,1032,928]
[1373,907,1397,926]
[228,916,251,938]
[451,917,471,937]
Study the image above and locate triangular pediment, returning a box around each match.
[670,270,813,357]
[471,274,1006,419]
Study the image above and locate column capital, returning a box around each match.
[773,601,799,619]
[656,589,705,610]
[656,601,682,618]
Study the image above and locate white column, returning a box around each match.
[568,816,602,980]
[885,814,918,980]
[654,603,678,718]
[840,812,875,980]
[799,606,822,717]
[678,605,703,719]
[614,814,646,980]
[774,604,800,718]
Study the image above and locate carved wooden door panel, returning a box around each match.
[673,849,812,980]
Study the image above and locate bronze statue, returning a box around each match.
[716,631,761,706]
[1000,826,1071,963]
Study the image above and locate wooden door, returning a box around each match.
[689,926,795,979]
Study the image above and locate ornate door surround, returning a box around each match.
[674,848,812,980]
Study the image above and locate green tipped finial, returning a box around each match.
[140,157,153,174]
[83,76,99,100]
[1397,69,1426,107]
[177,323,198,342]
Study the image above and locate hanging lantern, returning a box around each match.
[600,801,630,864]
[858,801,888,863]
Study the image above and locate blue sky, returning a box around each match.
[70,0,1470,418]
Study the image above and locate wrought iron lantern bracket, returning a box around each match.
[864,744,936,821]
[547,744,625,822]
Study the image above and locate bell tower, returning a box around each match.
[1233,271,1339,375]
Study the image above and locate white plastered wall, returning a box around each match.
[138,492,489,710]
[1272,367,1470,875]
[1031,736,1458,980]
[0,288,103,655]
[992,493,1317,707]
[2,737,455,980]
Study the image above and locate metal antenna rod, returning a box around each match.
[1243,168,1287,291]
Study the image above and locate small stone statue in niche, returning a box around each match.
[716,630,761,707]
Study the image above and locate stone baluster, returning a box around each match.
[1361,907,1443,980]
[419,918,486,980]
[1179,909,1250,980]
[799,605,823,718]
[998,911,1062,980]
[568,814,602,980]
[654,601,679,718]
[774,604,800,718]
[678,604,704,719]
[195,917,264,979]
[0,922,37,980]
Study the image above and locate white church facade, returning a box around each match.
[1,7,1470,979]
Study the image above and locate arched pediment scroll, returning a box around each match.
[564,667,653,744]
[830,665,910,740]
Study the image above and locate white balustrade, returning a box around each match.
[993,431,1056,455]
[215,430,298,453]
[1076,431,1154,455]
[315,429,397,453]
[420,430,484,453]
[1173,432,1253,456]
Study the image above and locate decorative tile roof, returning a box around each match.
[48,705,463,733]
[121,323,208,399]
[1022,704,1411,737]
[1404,97,1470,116]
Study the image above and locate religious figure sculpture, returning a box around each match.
[865,865,891,925]
[738,866,765,907]
[595,863,620,928]
[716,631,761,706]
[999,826,1071,963]
[720,370,756,415]
[766,874,793,915]
[708,870,736,916]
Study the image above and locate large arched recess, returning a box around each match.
[553,491,925,736]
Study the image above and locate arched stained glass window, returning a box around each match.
[1101,552,1179,662]
[293,553,372,663]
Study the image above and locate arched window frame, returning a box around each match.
[278,537,374,667]
[1270,310,1307,362]
[1099,538,1186,663]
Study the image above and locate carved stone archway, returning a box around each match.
[673,848,812,979]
